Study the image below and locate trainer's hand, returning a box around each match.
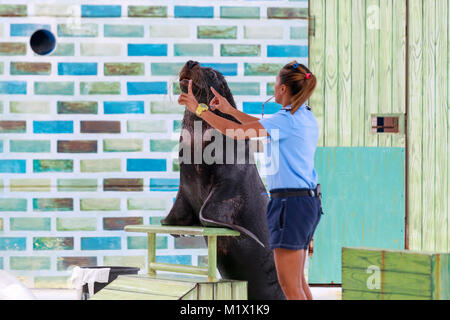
[209,87,233,114]
[178,80,198,114]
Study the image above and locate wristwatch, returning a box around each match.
[195,103,209,117]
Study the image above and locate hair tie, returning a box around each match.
[292,63,299,69]
[306,73,312,79]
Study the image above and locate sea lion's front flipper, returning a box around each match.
[199,185,265,248]
[161,188,199,227]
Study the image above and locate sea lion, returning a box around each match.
[161,60,285,300]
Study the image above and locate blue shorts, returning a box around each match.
[266,188,323,250]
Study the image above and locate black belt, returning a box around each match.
[270,184,322,199]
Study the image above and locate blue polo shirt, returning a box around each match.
[258,103,319,191]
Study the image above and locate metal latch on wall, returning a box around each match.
[371,114,404,134]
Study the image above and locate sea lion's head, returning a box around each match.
[179,60,238,122]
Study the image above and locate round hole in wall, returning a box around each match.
[30,29,56,55]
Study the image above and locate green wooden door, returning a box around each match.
[308,0,408,284]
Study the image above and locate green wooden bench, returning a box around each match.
[90,225,247,300]
[342,247,450,300]
[124,225,240,282]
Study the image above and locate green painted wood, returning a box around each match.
[309,148,405,283]
[342,247,450,300]
[198,283,213,300]
[378,0,393,147]
[435,0,448,253]
[324,0,338,146]
[350,0,366,147]
[407,0,424,251]
[407,0,449,254]
[215,281,232,300]
[309,0,407,147]
[391,0,407,148]
[342,247,433,274]
[149,262,208,276]
[90,274,197,300]
[90,274,247,300]
[148,233,156,276]
[124,225,240,237]
[422,0,437,252]
[338,0,352,146]
[309,0,325,146]
[231,281,248,300]
[342,289,430,300]
[365,0,380,147]
[342,266,432,297]
[432,254,450,300]
[207,235,217,282]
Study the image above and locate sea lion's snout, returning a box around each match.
[186,60,199,69]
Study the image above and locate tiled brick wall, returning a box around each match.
[0,1,308,288]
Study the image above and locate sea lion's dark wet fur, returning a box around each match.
[161,60,285,300]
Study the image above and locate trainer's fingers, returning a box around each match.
[210,86,222,98]
[188,79,193,96]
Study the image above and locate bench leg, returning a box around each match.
[207,236,217,282]
[148,233,156,276]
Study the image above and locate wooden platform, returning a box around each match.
[90,274,247,300]
[91,225,247,300]
[342,247,449,300]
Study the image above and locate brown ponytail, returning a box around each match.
[279,61,317,114]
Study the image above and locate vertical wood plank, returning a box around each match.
[309,0,326,147]
[338,0,352,146]
[378,0,393,147]
[148,233,156,276]
[392,0,407,147]
[422,0,437,252]
[435,0,448,252]
[207,235,217,282]
[447,0,450,255]
[325,0,339,146]
[407,0,423,251]
[365,0,380,146]
[351,0,366,146]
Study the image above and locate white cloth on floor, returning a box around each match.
[69,266,110,299]
[0,270,36,300]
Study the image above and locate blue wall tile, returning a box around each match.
[127,159,166,172]
[104,25,144,37]
[33,121,73,134]
[199,63,238,76]
[267,45,308,57]
[10,24,51,36]
[0,160,26,173]
[58,63,97,76]
[104,101,144,114]
[0,199,27,211]
[81,237,121,250]
[156,255,192,265]
[128,44,167,56]
[127,82,167,95]
[82,5,121,18]
[174,6,214,18]
[0,81,27,94]
[149,178,180,191]
[0,238,27,251]
[243,102,282,115]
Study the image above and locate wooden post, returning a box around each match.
[207,235,217,282]
[147,233,156,276]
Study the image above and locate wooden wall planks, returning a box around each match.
[309,0,449,255]
[408,0,449,252]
